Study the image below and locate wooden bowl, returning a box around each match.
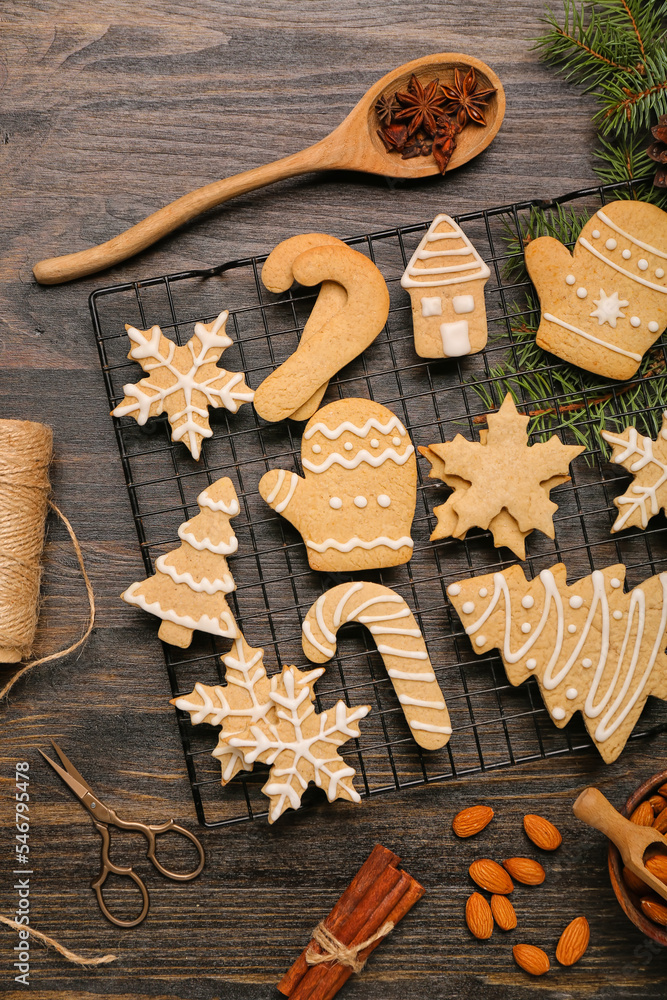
[608,768,667,945]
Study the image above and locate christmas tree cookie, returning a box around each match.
[602,413,667,533]
[111,310,254,459]
[122,477,241,648]
[447,562,667,763]
[526,199,667,380]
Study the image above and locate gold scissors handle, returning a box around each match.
[91,821,150,928]
[110,814,206,880]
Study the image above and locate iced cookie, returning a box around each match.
[258,398,417,572]
[526,200,667,380]
[447,562,667,763]
[111,310,254,459]
[302,581,451,750]
[602,412,667,533]
[253,244,389,423]
[400,213,490,358]
[122,477,240,648]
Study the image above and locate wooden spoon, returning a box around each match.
[574,787,667,902]
[32,52,505,286]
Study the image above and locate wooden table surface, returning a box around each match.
[2,2,667,998]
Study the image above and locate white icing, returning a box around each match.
[448,584,461,596]
[178,523,238,555]
[552,707,566,720]
[387,668,437,681]
[198,488,240,516]
[304,416,406,441]
[377,495,391,508]
[354,495,367,508]
[155,554,234,595]
[566,275,576,285]
[566,687,578,699]
[312,444,321,453]
[630,317,641,328]
[479,588,488,598]
[601,424,667,531]
[302,444,414,474]
[302,621,334,658]
[123,582,237,638]
[576,287,588,299]
[462,602,475,614]
[613,609,623,620]
[606,239,617,250]
[622,249,632,259]
[521,623,531,634]
[409,721,453,734]
[344,442,353,451]
[440,319,471,356]
[475,636,486,646]
[639,259,649,271]
[589,289,628,328]
[392,437,402,446]
[580,237,667,294]
[596,209,667,259]
[522,596,534,609]
[329,497,342,510]
[305,536,413,553]
[543,313,642,362]
[370,439,379,448]
[592,230,600,239]
[266,469,285,504]
[611,578,622,588]
[657,268,665,278]
[400,214,491,288]
[453,294,475,314]
[275,473,298,514]
[421,296,443,317]
[568,624,577,633]
[377,644,428,659]
[570,595,583,609]
[526,658,537,670]
[398,694,446,709]
[649,321,660,333]
[582,658,592,668]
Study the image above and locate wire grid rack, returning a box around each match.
[90,180,667,828]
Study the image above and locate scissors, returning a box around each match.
[40,741,205,928]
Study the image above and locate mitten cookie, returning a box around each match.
[526,199,667,380]
[602,412,667,533]
[447,562,667,763]
[302,581,451,750]
[111,310,254,459]
[259,398,417,572]
[400,213,490,358]
[253,244,389,423]
[122,477,240,648]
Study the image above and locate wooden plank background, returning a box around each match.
[1,2,666,998]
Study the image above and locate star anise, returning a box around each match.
[394,74,448,137]
[401,132,433,159]
[377,122,409,152]
[647,114,667,188]
[432,115,463,174]
[442,66,496,127]
[375,92,400,125]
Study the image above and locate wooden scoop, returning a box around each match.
[32,53,504,286]
[574,786,667,902]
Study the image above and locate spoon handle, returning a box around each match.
[573,786,641,863]
[32,141,332,285]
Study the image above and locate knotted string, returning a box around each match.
[305,920,395,974]
[0,915,116,967]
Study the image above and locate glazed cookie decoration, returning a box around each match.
[122,477,240,648]
[111,311,253,459]
[253,243,389,423]
[602,413,667,533]
[258,398,417,572]
[259,233,349,421]
[447,562,667,763]
[419,393,584,559]
[400,213,490,358]
[220,664,370,823]
[302,581,451,750]
[525,199,667,380]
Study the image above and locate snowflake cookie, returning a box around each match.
[419,393,584,559]
[602,413,667,533]
[111,310,254,459]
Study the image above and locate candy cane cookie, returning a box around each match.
[254,243,390,423]
[302,581,451,750]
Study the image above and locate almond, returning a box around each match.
[653,806,667,834]
[657,782,667,797]
[452,805,494,838]
[640,896,667,926]
[523,813,562,851]
[645,854,667,886]
[465,892,493,939]
[630,801,655,826]
[503,857,546,886]
[623,865,649,895]
[556,916,590,966]
[469,858,514,895]
[491,894,517,931]
[649,794,667,815]
[513,943,550,976]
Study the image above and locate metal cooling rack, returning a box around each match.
[90,180,667,827]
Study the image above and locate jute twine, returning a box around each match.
[305,920,395,974]
[0,915,116,967]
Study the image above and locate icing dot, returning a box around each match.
[329,497,342,510]
[649,321,660,333]
[577,287,588,299]
[569,595,583,609]
[521,595,534,609]
[566,687,578,700]
[613,609,623,620]
[344,441,353,451]
[592,230,600,239]
[521,622,531,634]
[354,495,367,508]
[462,601,475,615]
[475,635,486,647]
[370,438,380,448]
[638,258,649,271]
[611,577,622,588]
[479,588,488,598]
[605,238,617,250]
[447,584,461,596]
[656,268,665,278]
[565,274,576,285]
[377,494,391,508]
[568,624,577,634]
[312,443,322,454]
[582,658,593,668]
[552,707,566,721]
[526,658,537,670]
[630,316,641,328]
[392,436,402,447]
[622,249,632,260]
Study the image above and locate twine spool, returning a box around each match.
[0,420,53,663]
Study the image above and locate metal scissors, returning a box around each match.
[40,741,205,928]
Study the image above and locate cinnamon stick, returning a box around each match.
[277,844,399,997]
